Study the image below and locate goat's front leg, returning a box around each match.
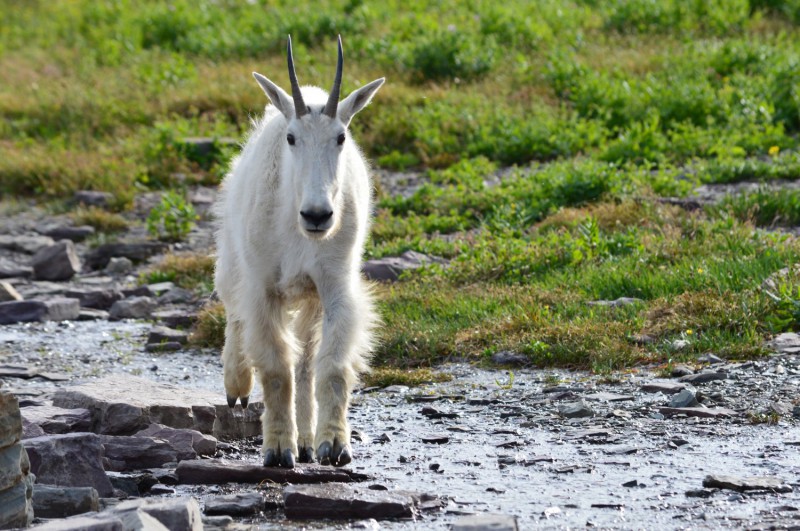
[244,298,298,468]
[315,279,374,467]
[293,298,322,463]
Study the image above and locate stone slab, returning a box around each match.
[176,459,370,485]
[283,483,420,520]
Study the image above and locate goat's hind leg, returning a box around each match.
[246,300,299,468]
[222,319,254,408]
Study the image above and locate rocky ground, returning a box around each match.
[0,180,799,530]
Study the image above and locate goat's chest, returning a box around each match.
[274,245,319,301]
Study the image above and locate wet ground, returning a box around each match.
[2,320,799,529]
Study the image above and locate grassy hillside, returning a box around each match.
[3,0,800,371]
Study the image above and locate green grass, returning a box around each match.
[5,0,800,372]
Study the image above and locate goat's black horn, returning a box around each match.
[323,35,343,118]
[287,35,308,119]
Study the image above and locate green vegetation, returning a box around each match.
[4,0,800,373]
[69,206,129,233]
[362,368,453,388]
[143,252,215,294]
[146,190,198,241]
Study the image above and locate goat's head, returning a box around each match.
[252,35,384,240]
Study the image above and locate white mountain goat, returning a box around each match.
[214,36,384,468]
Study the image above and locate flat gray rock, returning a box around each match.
[147,325,189,345]
[703,474,793,493]
[659,407,737,418]
[490,351,529,366]
[0,298,80,324]
[152,308,197,328]
[21,405,92,434]
[204,492,265,516]
[176,458,370,485]
[113,497,203,530]
[677,372,727,384]
[558,401,594,418]
[64,287,123,310]
[52,374,262,438]
[362,251,447,282]
[32,485,99,518]
[24,433,113,497]
[640,382,687,395]
[283,483,421,520]
[767,332,800,353]
[0,234,54,254]
[0,258,32,279]
[32,240,81,280]
[135,423,217,460]
[40,224,95,242]
[586,297,642,308]
[109,296,156,320]
[669,389,700,408]
[85,241,168,269]
[452,514,520,531]
[100,435,179,471]
[584,392,634,402]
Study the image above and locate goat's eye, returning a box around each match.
[287,134,295,146]
[337,133,346,146]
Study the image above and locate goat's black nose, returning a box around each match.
[300,209,333,227]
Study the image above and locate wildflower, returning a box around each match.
[685,329,693,335]
[769,146,780,157]
[697,268,704,274]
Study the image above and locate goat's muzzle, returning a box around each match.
[300,209,334,234]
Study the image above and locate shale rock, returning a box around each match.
[21,405,92,434]
[24,433,114,497]
[32,485,99,518]
[283,483,422,520]
[109,296,156,320]
[362,251,447,282]
[100,435,179,471]
[0,298,81,324]
[64,287,123,310]
[52,375,262,438]
[32,240,82,280]
[135,424,217,460]
[204,492,265,516]
[85,242,168,269]
[0,392,34,528]
[176,459,369,485]
[452,514,520,531]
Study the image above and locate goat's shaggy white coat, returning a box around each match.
[214,47,383,468]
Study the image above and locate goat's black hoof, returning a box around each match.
[317,441,333,466]
[281,448,296,469]
[240,395,249,409]
[317,440,352,467]
[263,449,279,467]
[298,446,315,463]
[226,395,237,409]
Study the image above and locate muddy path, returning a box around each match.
[2,320,799,529]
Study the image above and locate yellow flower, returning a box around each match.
[697,268,704,273]
[769,146,780,156]
[685,329,693,335]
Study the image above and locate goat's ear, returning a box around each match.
[338,78,384,126]
[253,72,294,120]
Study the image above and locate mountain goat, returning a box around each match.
[214,36,383,468]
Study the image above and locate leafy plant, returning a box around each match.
[146,191,197,242]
